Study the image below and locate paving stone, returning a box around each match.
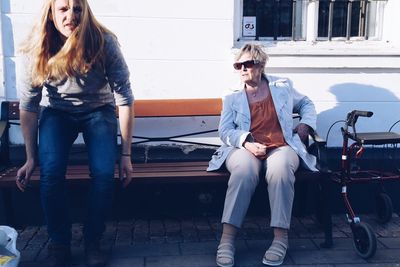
[180,240,217,255]
[313,236,384,251]
[71,224,83,247]
[20,248,41,262]
[366,248,400,263]
[166,234,183,243]
[116,221,133,243]
[290,217,309,238]
[245,239,271,253]
[235,247,294,266]
[313,237,354,250]
[164,219,183,243]
[182,230,198,242]
[34,242,50,262]
[242,218,261,230]
[28,227,48,246]
[337,264,400,267]
[288,238,319,251]
[12,214,400,266]
[133,219,149,243]
[181,219,199,242]
[197,230,217,242]
[194,217,212,232]
[375,222,400,238]
[378,237,400,249]
[18,261,47,267]
[241,228,265,240]
[331,226,349,238]
[289,249,367,264]
[149,236,166,244]
[164,219,181,234]
[182,240,238,256]
[111,243,180,258]
[118,220,134,227]
[208,216,222,233]
[108,257,144,267]
[116,227,132,246]
[297,215,316,226]
[146,254,216,267]
[149,219,165,236]
[149,219,165,244]
[17,227,40,250]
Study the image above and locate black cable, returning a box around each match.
[325,120,346,145]
[389,120,400,132]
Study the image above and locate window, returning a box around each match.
[242,0,307,40]
[318,0,386,40]
[239,0,387,41]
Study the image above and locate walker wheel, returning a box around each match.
[352,222,376,259]
[375,193,393,224]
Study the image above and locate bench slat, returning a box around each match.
[134,98,222,117]
[0,162,228,187]
[0,161,319,188]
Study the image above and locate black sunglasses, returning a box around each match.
[233,60,260,70]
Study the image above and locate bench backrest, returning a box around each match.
[0,99,223,165]
[1,98,223,120]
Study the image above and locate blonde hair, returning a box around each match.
[235,43,269,75]
[20,0,115,87]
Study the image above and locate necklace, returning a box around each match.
[246,79,266,98]
[247,84,261,97]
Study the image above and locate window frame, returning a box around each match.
[234,0,388,44]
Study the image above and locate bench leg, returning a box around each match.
[1,188,17,227]
[293,182,308,217]
[317,173,333,248]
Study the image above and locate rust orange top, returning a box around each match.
[249,94,286,159]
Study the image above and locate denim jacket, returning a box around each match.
[207,75,318,172]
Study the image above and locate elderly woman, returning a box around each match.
[208,43,317,267]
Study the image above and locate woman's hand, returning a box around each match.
[294,123,311,144]
[244,141,267,158]
[119,156,133,188]
[16,159,36,192]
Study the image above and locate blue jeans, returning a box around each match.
[39,105,117,245]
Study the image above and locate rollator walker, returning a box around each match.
[330,110,400,259]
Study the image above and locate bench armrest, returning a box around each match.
[307,130,329,172]
[0,121,6,139]
[310,131,326,146]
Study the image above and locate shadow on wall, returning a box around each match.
[317,83,400,214]
[317,83,400,148]
[1,0,17,100]
[1,1,10,12]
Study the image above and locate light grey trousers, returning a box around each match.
[222,145,300,229]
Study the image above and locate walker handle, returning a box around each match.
[345,110,374,133]
[353,110,373,118]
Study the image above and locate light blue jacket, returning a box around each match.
[207,75,318,172]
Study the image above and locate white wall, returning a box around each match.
[1,0,400,147]
[0,2,4,99]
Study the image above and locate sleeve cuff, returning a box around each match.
[239,132,252,149]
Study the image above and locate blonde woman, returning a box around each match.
[16,0,134,266]
[208,43,317,267]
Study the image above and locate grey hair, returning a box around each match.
[235,43,269,74]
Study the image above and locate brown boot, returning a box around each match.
[85,241,108,267]
[47,243,71,267]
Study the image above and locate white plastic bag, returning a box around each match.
[0,226,20,267]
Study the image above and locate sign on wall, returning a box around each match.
[243,16,256,37]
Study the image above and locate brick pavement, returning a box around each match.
[16,213,400,267]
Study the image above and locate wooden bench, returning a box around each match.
[0,98,332,247]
